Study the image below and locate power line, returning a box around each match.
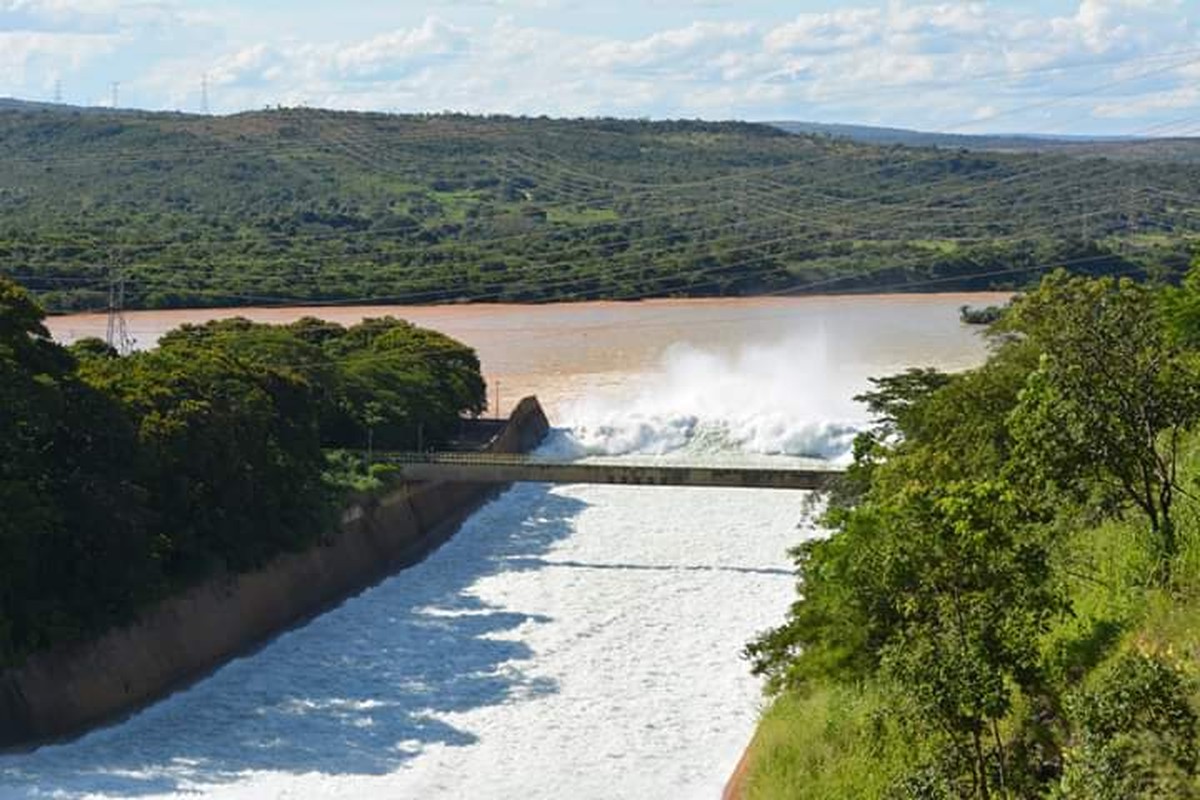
[1,52,1198,311]
[3,122,1185,263]
[36,190,1162,315]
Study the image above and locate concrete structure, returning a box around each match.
[0,398,550,749]
[386,453,843,491]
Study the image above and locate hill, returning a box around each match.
[1,107,1198,311]
[0,96,132,116]
[772,119,1200,162]
[769,120,1132,150]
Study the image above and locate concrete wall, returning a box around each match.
[0,397,549,749]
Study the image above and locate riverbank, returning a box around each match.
[722,734,756,799]
[0,397,549,750]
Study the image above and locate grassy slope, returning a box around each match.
[2,108,1199,311]
[740,436,1200,798]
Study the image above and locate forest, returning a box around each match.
[743,266,1200,798]
[0,277,484,667]
[0,107,1198,312]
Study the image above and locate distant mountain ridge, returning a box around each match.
[0,97,70,112]
[0,96,141,116]
[770,120,1200,160]
[1,98,1188,154]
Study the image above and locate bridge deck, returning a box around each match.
[383,453,842,490]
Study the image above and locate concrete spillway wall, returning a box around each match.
[0,397,550,749]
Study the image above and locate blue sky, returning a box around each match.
[1,0,1198,135]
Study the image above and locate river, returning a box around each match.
[4,294,1003,799]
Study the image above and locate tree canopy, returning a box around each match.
[0,278,486,666]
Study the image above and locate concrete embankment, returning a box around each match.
[0,397,549,749]
[722,734,756,800]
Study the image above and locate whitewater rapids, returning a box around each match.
[0,339,869,799]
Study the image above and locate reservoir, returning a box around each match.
[6,294,1001,798]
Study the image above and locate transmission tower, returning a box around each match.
[201,74,209,115]
[105,268,133,355]
[53,79,62,104]
[110,81,120,109]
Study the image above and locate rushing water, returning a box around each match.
[6,295,1002,799]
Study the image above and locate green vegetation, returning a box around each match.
[1,108,1198,311]
[0,277,484,666]
[959,304,1005,325]
[743,268,1200,798]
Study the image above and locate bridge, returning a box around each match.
[382,452,843,491]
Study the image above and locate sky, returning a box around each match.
[1,0,1198,135]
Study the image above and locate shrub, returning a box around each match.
[1059,652,1199,799]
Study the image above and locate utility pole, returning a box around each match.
[494,379,501,419]
[200,74,209,115]
[110,81,120,109]
[105,267,133,355]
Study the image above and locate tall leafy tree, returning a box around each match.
[1005,271,1200,581]
[0,281,154,662]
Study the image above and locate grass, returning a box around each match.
[744,683,918,799]
[1102,232,1200,249]
[907,238,964,254]
[546,207,621,225]
[428,188,487,222]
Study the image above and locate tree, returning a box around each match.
[1005,271,1200,582]
[329,317,486,450]
[748,477,1063,799]
[0,279,70,660]
[0,279,155,663]
[1061,653,1199,799]
[83,345,332,574]
[854,367,953,442]
[876,481,1062,799]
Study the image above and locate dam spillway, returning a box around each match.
[13,294,996,799]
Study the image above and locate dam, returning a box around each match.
[9,294,996,799]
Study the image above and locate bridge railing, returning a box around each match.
[380,451,577,467]
[379,450,844,472]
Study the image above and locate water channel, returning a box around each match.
[3,294,1003,799]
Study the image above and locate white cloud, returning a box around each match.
[1093,85,1200,118]
[765,8,880,53]
[0,29,116,82]
[208,43,290,88]
[334,17,470,80]
[587,21,755,71]
[2,1,1197,133]
[0,0,119,33]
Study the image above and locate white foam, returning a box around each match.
[0,339,873,800]
[543,338,865,462]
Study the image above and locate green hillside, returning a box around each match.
[770,120,1200,161]
[742,270,1200,798]
[1,107,1198,311]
